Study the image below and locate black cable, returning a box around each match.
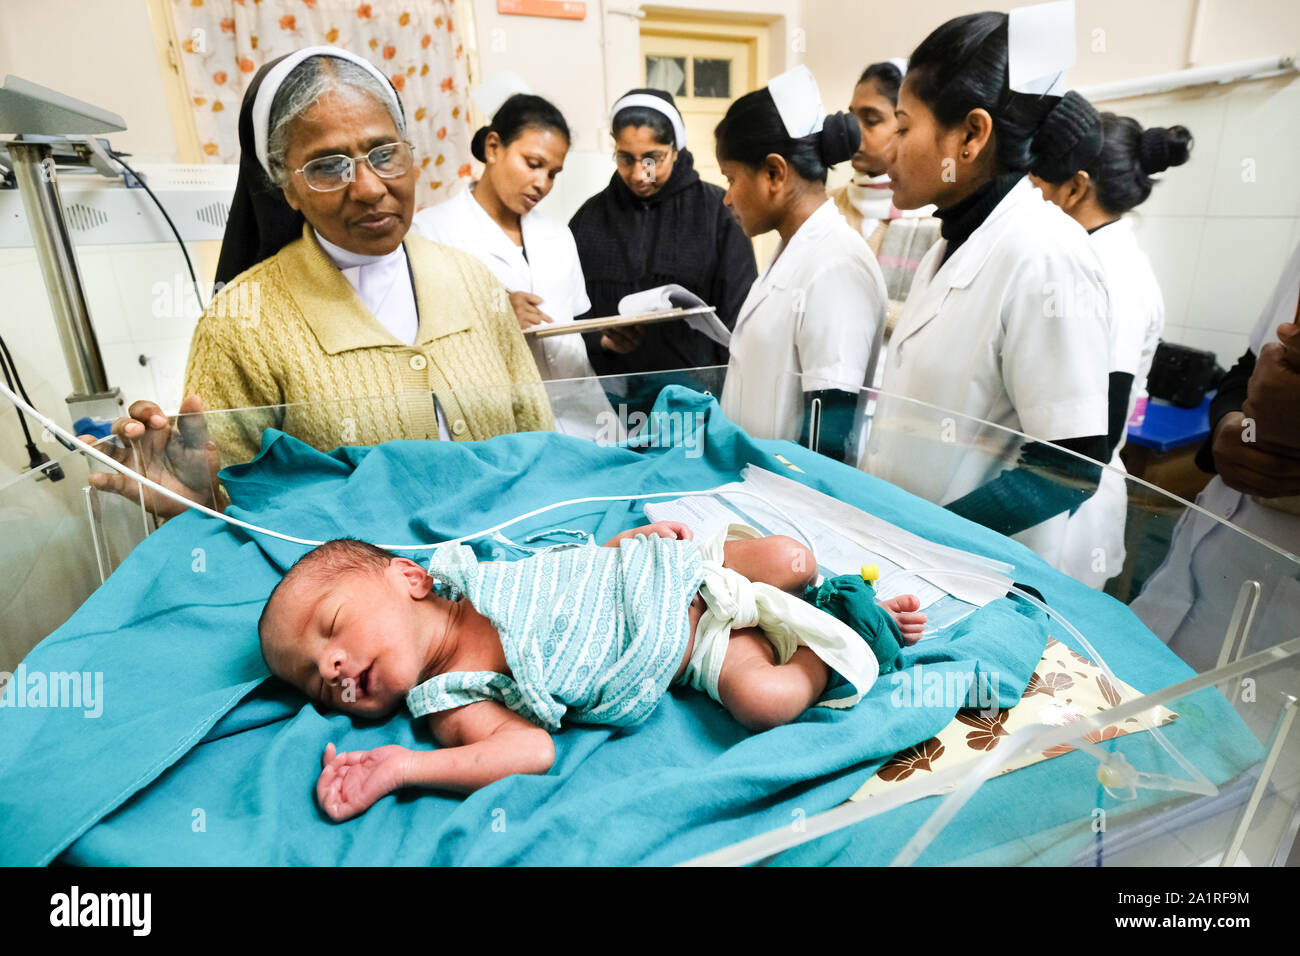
[109,151,206,313]
[0,333,39,413]
[1,331,77,451]
[0,333,65,480]
[0,341,38,447]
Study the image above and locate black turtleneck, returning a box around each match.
[934,172,1023,265]
[568,148,758,383]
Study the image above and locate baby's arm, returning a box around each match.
[315,702,554,821]
[601,521,693,547]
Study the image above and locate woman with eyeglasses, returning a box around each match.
[85,48,553,518]
[569,88,757,384]
[414,87,612,438]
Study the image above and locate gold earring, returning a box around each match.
[961,149,970,158]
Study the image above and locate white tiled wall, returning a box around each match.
[1119,73,1300,368]
[0,242,210,481]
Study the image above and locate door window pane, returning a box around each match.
[645,56,687,97]
[693,58,731,98]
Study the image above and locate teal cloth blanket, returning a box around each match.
[0,388,1262,865]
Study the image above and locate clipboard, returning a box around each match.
[523,305,719,339]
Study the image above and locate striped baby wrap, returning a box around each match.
[406,534,704,730]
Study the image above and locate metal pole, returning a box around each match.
[6,139,113,400]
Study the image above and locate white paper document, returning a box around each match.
[618,284,732,347]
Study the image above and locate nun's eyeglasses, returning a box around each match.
[295,142,416,191]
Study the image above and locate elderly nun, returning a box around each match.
[88,47,554,516]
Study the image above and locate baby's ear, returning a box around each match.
[391,557,434,598]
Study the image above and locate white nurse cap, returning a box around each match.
[1008,0,1076,95]
[768,65,826,139]
[471,71,533,120]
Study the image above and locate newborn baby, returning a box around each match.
[259,521,925,821]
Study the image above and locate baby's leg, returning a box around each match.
[716,627,830,732]
[672,537,816,684]
[720,536,817,595]
[676,538,816,686]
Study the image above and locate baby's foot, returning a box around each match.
[880,594,927,645]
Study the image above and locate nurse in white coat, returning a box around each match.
[413,84,610,438]
[860,8,1115,565]
[1032,115,1194,587]
[715,66,888,462]
[1131,241,1300,672]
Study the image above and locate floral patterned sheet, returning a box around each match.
[852,637,1178,800]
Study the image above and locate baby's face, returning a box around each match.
[262,560,436,718]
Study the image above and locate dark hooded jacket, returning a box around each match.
[568,149,757,374]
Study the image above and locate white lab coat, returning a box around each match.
[720,199,887,442]
[1131,241,1300,672]
[861,176,1112,564]
[1057,216,1166,587]
[413,185,613,439]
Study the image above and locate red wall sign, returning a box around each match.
[498,0,587,20]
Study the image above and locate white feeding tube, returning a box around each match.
[0,380,818,554]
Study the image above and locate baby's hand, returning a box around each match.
[880,594,926,645]
[643,521,693,540]
[316,742,412,822]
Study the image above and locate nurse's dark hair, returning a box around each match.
[713,88,859,183]
[471,93,570,163]
[611,88,678,147]
[1075,113,1193,213]
[857,61,903,107]
[905,12,1102,183]
[257,538,401,655]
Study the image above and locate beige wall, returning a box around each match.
[0,0,180,160]
[804,0,1300,123]
[472,0,801,221]
[471,0,800,151]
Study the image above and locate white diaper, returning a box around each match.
[679,524,880,708]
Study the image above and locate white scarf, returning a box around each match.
[845,171,897,234]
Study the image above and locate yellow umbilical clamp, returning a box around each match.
[860,564,879,583]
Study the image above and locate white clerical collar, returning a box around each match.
[314,229,405,270]
[312,228,417,346]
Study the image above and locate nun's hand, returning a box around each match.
[77,394,225,519]
[508,291,553,329]
[601,325,645,355]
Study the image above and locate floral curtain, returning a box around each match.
[170,0,474,210]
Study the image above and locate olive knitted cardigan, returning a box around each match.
[184,224,555,465]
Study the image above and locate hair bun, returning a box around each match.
[1030,90,1102,183]
[817,112,859,167]
[1139,125,1193,175]
[470,126,489,163]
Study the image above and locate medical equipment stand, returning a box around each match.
[0,76,127,429]
[1,77,155,575]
